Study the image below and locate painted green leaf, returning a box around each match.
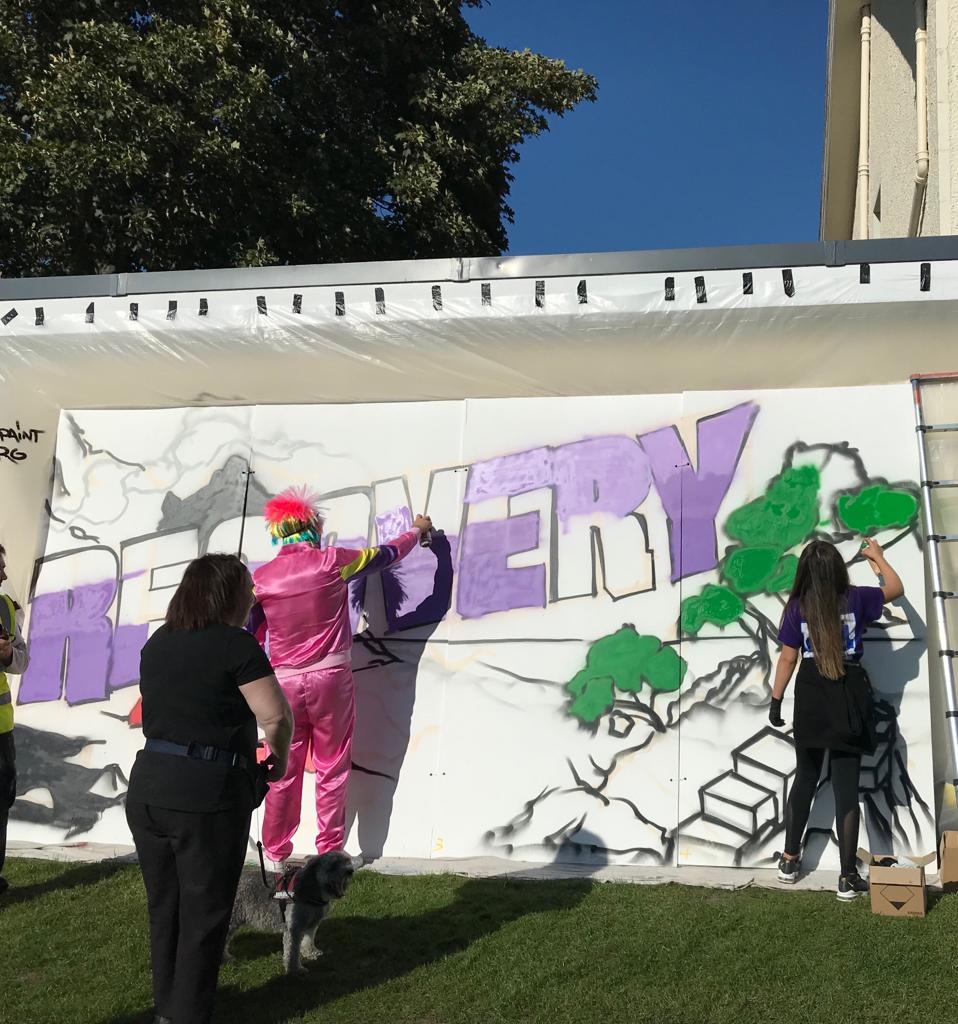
[724,465,820,551]
[720,545,782,595]
[566,673,615,724]
[680,595,707,636]
[766,553,799,593]
[578,629,660,692]
[836,485,919,534]
[565,625,688,722]
[680,583,745,635]
[643,647,686,693]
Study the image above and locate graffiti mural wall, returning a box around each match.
[9,384,932,870]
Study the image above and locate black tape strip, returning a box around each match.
[921,262,931,291]
[166,300,177,321]
[742,272,753,295]
[199,298,208,316]
[129,302,139,321]
[577,279,588,304]
[85,302,95,323]
[664,277,675,301]
[432,285,443,311]
[695,276,707,304]
[481,283,492,306]
[1,308,17,326]
[292,293,302,314]
[782,269,795,297]
[34,307,44,326]
[375,287,386,314]
[335,291,346,316]
[860,263,870,284]
[535,280,545,308]
[256,295,267,315]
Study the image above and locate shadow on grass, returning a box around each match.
[105,833,606,1024]
[222,872,598,1021]
[1,857,136,909]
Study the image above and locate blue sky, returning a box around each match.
[465,0,829,256]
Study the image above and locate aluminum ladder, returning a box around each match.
[913,373,958,789]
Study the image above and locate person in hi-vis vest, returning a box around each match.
[0,543,30,897]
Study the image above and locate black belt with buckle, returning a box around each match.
[144,738,249,770]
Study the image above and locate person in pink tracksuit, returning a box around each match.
[249,487,431,869]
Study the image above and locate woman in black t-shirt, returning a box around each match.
[126,554,293,1024]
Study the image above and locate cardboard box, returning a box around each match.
[869,863,927,918]
[939,831,958,892]
[857,846,932,918]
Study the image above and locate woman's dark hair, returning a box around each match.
[789,540,850,680]
[165,553,252,631]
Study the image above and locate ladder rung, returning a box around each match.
[919,423,958,433]
[923,480,958,488]
[929,534,958,542]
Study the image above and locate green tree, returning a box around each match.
[680,465,920,637]
[566,625,686,727]
[0,1,596,275]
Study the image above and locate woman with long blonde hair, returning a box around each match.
[769,538,903,900]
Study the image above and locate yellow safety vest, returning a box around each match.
[0,593,16,734]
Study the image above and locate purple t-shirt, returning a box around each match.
[779,585,885,662]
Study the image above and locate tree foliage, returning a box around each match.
[566,625,687,726]
[680,462,921,636]
[0,1,596,275]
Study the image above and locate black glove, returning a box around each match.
[769,697,785,728]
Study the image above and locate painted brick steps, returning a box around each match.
[675,727,797,865]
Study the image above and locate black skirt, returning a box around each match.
[792,659,877,754]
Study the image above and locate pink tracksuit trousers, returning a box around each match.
[261,664,355,861]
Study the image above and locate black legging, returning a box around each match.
[783,746,862,876]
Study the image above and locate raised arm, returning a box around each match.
[861,538,904,602]
[338,515,432,583]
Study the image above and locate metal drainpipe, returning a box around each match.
[857,5,872,240]
[909,0,930,236]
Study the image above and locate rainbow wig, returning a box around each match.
[263,486,324,546]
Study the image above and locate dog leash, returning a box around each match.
[256,841,275,891]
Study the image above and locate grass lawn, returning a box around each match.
[2,855,957,1024]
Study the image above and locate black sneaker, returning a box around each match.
[777,855,800,884]
[837,872,869,901]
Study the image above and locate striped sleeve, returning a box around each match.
[337,529,421,583]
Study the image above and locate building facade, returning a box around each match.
[822,0,958,239]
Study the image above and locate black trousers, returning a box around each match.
[0,730,15,878]
[783,746,862,876]
[127,800,251,1024]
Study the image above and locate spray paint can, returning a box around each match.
[419,528,435,548]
